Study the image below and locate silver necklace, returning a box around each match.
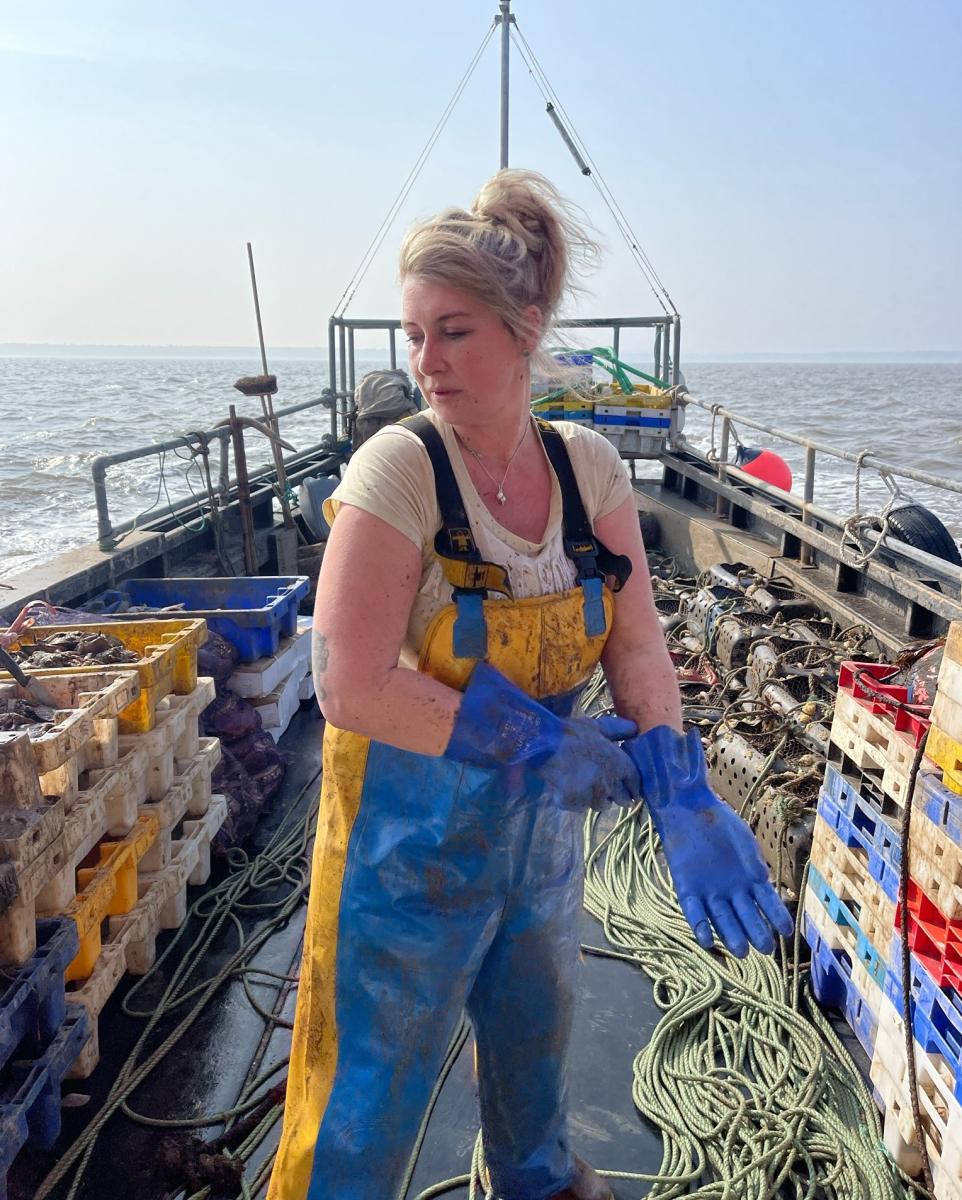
[459,419,530,505]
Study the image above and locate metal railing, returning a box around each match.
[672,390,962,592]
[327,313,681,440]
[91,393,338,549]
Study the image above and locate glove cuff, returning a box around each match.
[444,661,562,770]
[626,725,712,812]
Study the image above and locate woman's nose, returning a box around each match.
[417,335,446,376]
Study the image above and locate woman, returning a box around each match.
[268,170,792,1200]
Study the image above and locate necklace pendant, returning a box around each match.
[496,489,507,505]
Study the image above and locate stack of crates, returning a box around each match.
[803,628,962,1200]
[0,621,227,1190]
[591,381,673,457]
[530,390,594,427]
[97,575,312,742]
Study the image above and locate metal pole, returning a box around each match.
[499,0,511,169]
[348,326,357,394]
[328,319,337,442]
[671,316,681,387]
[612,325,620,361]
[230,405,259,574]
[653,326,662,378]
[661,319,670,383]
[338,322,348,440]
[389,327,397,369]
[715,415,731,517]
[247,243,270,377]
[245,242,294,529]
[800,446,816,566]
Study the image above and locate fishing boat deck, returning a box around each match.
[12,694,872,1200]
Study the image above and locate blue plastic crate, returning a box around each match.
[915,768,962,847]
[0,919,78,1075]
[885,934,962,1102]
[804,914,879,1057]
[98,576,310,663]
[807,865,888,987]
[0,1006,88,1196]
[817,792,900,903]
[822,766,903,867]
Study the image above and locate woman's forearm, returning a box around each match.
[602,640,683,735]
[314,629,460,755]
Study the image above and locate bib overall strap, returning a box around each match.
[404,414,512,658]
[536,419,633,637]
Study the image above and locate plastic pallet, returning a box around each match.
[804,908,880,1056]
[29,672,140,804]
[0,1005,89,1197]
[933,658,962,743]
[928,725,962,797]
[810,814,896,957]
[3,618,207,734]
[177,737,221,818]
[33,745,150,917]
[0,918,78,1074]
[830,690,929,808]
[871,991,962,1189]
[895,880,962,990]
[43,813,159,982]
[884,938,962,1101]
[817,790,900,904]
[162,676,216,763]
[916,769,962,848]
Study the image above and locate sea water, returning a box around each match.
[1,356,960,580]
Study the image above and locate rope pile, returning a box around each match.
[578,805,919,1200]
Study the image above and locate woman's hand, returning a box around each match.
[445,662,639,811]
[621,726,794,957]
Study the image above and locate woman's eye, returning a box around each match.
[405,335,423,346]
[443,330,468,340]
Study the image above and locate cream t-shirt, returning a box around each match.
[324,411,632,662]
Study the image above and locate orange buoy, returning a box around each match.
[735,446,793,492]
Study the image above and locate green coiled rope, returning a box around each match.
[579,803,919,1200]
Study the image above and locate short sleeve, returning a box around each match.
[322,426,437,552]
[554,422,633,522]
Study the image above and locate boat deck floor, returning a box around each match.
[16,706,869,1200]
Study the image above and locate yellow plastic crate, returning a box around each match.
[602,382,673,409]
[63,812,159,981]
[927,724,962,796]
[3,619,207,734]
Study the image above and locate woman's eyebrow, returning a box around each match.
[402,311,474,329]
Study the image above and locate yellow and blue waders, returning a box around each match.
[269,418,631,1200]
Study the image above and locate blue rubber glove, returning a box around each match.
[622,725,794,957]
[445,662,639,812]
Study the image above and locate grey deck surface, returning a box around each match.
[15,708,867,1200]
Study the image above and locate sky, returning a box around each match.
[2,0,961,356]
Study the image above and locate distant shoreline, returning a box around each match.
[3,344,962,364]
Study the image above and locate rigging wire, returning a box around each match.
[510,23,678,318]
[332,20,498,319]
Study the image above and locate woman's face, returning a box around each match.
[401,275,534,429]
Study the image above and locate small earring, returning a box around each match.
[521,349,531,358]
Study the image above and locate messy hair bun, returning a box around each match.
[399,169,597,354]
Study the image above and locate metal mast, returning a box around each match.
[497,0,514,168]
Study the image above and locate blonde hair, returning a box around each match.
[398,169,597,363]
